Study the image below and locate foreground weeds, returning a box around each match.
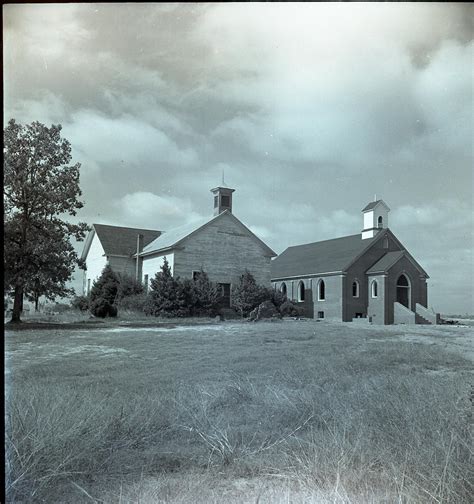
[5,322,474,503]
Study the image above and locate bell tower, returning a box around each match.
[210,184,235,216]
[361,199,390,239]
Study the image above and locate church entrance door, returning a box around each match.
[396,274,411,309]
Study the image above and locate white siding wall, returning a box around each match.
[142,253,174,290]
[85,234,107,294]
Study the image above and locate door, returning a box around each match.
[396,274,410,308]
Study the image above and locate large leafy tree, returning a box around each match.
[4,119,89,322]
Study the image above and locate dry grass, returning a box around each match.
[5,320,473,503]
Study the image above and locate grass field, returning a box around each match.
[5,320,473,503]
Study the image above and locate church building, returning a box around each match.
[81,185,277,306]
[271,200,438,325]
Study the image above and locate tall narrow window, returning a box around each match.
[280,282,287,296]
[352,280,359,298]
[298,281,305,302]
[318,280,325,301]
[378,216,383,228]
[371,280,378,298]
[383,236,389,249]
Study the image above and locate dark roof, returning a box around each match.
[362,199,390,212]
[93,224,162,256]
[366,251,405,274]
[271,233,378,279]
[362,200,383,212]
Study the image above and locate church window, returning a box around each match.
[352,280,359,298]
[378,216,383,228]
[318,311,324,319]
[280,282,287,296]
[298,281,305,302]
[371,280,378,298]
[318,280,325,301]
[221,195,230,207]
[383,236,389,249]
[192,270,202,281]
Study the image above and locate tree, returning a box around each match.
[89,265,120,318]
[4,119,89,322]
[148,258,186,317]
[231,270,267,317]
[193,269,221,316]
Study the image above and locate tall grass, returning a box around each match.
[5,322,473,502]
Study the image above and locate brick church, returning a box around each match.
[271,200,438,325]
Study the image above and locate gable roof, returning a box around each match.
[140,211,277,257]
[271,233,379,279]
[82,224,162,258]
[366,250,429,277]
[366,251,405,274]
[362,199,390,212]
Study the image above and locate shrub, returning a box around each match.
[192,269,222,316]
[117,292,148,313]
[231,270,269,317]
[279,300,304,317]
[89,265,119,318]
[116,274,144,300]
[71,295,89,312]
[148,258,186,317]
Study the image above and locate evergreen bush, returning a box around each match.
[89,265,120,318]
[231,270,268,317]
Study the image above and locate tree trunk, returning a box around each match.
[11,286,23,323]
[35,293,40,312]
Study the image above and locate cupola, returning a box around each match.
[210,184,235,216]
[361,199,390,239]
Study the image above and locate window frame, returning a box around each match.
[371,280,378,298]
[318,279,325,301]
[352,280,360,298]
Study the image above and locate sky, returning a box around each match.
[4,3,473,314]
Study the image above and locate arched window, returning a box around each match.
[352,280,359,298]
[383,236,389,249]
[378,216,383,228]
[371,280,378,298]
[280,282,287,296]
[318,279,325,301]
[298,281,305,302]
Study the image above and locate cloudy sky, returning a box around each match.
[4,3,473,313]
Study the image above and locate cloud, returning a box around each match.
[113,192,204,230]
[4,3,472,313]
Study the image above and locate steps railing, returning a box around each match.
[416,303,439,325]
[394,302,416,325]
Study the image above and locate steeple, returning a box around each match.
[361,199,390,239]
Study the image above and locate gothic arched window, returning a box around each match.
[378,216,383,228]
[298,281,305,302]
[318,280,325,301]
[352,280,359,298]
[371,280,378,298]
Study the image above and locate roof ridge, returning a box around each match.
[94,223,162,233]
[286,233,362,250]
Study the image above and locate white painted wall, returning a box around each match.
[142,253,174,290]
[85,233,107,295]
